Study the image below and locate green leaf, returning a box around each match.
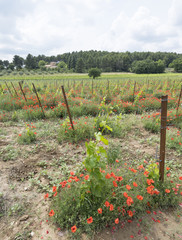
[100,136,108,145]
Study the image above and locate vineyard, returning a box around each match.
[0,72,182,240]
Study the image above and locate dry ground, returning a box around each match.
[0,118,182,240]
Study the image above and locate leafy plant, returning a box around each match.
[18,123,37,144]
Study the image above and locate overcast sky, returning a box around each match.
[0,0,182,61]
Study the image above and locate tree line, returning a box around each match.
[1,50,182,74]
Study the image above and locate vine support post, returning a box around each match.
[0,84,4,94]
[11,82,18,97]
[19,82,27,102]
[5,81,13,96]
[176,85,182,117]
[61,86,74,130]
[32,83,45,118]
[159,95,168,182]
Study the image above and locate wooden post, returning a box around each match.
[19,82,27,102]
[32,83,45,118]
[5,82,13,96]
[132,81,136,103]
[0,84,3,94]
[61,86,74,130]
[176,85,182,117]
[159,95,168,182]
[11,82,18,97]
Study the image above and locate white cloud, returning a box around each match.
[1,0,182,61]
[99,3,182,53]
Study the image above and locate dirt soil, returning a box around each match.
[0,120,181,240]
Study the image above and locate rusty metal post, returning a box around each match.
[5,82,13,96]
[176,85,182,117]
[61,86,74,130]
[19,82,27,102]
[32,83,45,118]
[159,95,168,182]
[11,82,18,97]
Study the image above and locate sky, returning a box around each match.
[0,0,182,61]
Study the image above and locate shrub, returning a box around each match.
[18,123,37,144]
[58,117,95,143]
[49,134,182,238]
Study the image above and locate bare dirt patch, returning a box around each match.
[0,120,181,240]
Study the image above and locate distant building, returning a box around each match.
[45,62,57,69]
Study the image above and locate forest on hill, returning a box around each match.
[1,50,182,74]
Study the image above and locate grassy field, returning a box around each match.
[0,72,182,240]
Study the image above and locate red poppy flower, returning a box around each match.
[165,189,170,193]
[109,204,114,211]
[128,210,133,217]
[147,179,154,185]
[116,176,123,181]
[113,181,118,187]
[126,185,131,190]
[87,217,93,224]
[53,192,57,197]
[126,197,134,206]
[115,218,119,224]
[105,201,110,207]
[97,208,102,214]
[133,182,138,187]
[84,175,89,180]
[44,193,49,199]
[123,192,128,198]
[179,176,182,180]
[52,186,57,192]
[137,195,143,201]
[71,225,77,233]
[49,209,55,217]
[105,173,111,179]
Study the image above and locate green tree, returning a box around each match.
[57,61,68,73]
[171,58,182,72]
[88,68,101,79]
[156,60,165,73]
[3,60,9,69]
[76,58,85,73]
[8,63,15,71]
[25,54,37,70]
[13,55,24,70]
[131,59,165,74]
[38,60,46,71]
[0,60,4,70]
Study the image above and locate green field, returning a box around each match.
[0,72,182,240]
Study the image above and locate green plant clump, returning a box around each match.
[49,132,182,238]
[18,123,37,144]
